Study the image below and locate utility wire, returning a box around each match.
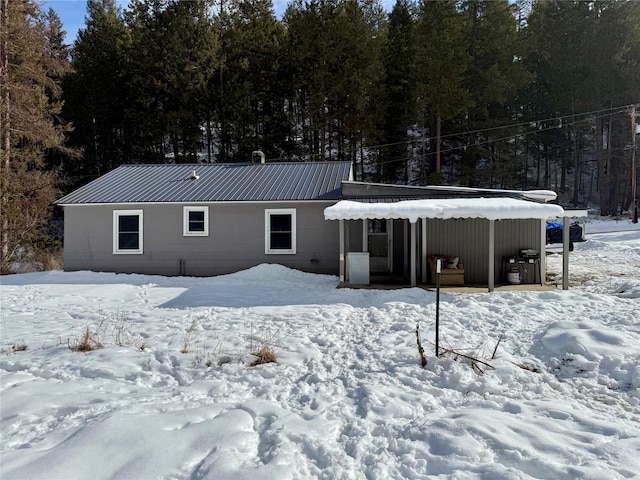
[376,109,624,165]
[266,103,634,164]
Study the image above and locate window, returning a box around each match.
[183,206,209,236]
[265,209,296,254]
[113,210,143,254]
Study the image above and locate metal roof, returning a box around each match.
[56,162,353,205]
[341,181,557,202]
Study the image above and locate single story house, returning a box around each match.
[55,158,582,290]
[55,159,352,277]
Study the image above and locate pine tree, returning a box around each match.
[63,0,131,181]
[460,0,525,188]
[214,0,289,161]
[591,0,640,215]
[125,0,218,163]
[335,0,386,179]
[380,0,416,182]
[284,0,339,160]
[0,0,71,272]
[284,0,385,170]
[414,0,471,181]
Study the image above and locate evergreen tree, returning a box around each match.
[284,0,385,171]
[591,0,640,214]
[126,0,218,162]
[460,0,525,188]
[524,0,604,203]
[284,0,340,160]
[214,0,289,161]
[380,0,416,182]
[336,0,386,179]
[63,0,131,181]
[414,0,471,181]
[1,0,71,272]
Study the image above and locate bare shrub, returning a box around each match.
[416,323,427,367]
[12,342,27,352]
[491,335,503,360]
[1,170,60,275]
[250,345,277,366]
[38,248,63,271]
[109,311,150,351]
[1,341,28,354]
[181,319,201,354]
[112,317,134,347]
[69,326,103,352]
[438,336,503,374]
[192,348,205,367]
[247,321,280,367]
[191,340,225,368]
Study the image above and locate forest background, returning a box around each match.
[1,0,639,273]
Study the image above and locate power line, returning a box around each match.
[266,102,634,164]
[376,109,628,167]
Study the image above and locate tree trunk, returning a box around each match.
[597,114,611,215]
[544,145,550,189]
[572,125,580,206]
[435,113,441,176]
[1,0,10,263]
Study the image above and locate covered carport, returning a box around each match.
[325,197,580,291]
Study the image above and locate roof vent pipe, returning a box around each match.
[190,170,199,180]
[252,151,266,164]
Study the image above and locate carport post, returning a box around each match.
[562,216,569,290]
[488,220,495,292]
[435,258,441,356]
[339,220,345,283]
[540,219,547,286]
[421,219,428,283]
[410,221,417,286]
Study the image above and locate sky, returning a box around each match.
[45,0,396,45]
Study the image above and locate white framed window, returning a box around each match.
[113,210,143,254]
[183,206,209,236]
[265,208,296,254]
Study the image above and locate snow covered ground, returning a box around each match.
[1,217,639,479]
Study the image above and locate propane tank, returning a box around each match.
[507,267,521,285]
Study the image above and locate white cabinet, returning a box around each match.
[347,252,370,285]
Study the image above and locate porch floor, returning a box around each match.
[338,282,555,293]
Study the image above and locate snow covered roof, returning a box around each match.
[340,181,558,202]
[324,197,565,223]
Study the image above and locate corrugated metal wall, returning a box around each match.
[343,217,544,285]
[421,218,542,285]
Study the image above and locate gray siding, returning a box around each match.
[344,219,544,285]
[422,218,542,284]
[422,218,488,284]
[63,202,339,277]
[342,217,544,285]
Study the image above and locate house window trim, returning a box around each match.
[183,206,209,237]
[113,210,143,255]
[265,208,297,255]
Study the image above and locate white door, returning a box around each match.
[367,219,393,273]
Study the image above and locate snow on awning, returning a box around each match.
[324,198,565,223]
